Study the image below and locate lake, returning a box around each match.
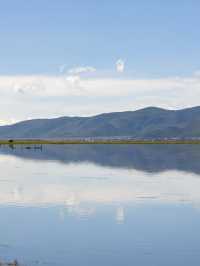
[1,144,200,265]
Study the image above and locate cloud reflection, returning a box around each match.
[0,154,200,214]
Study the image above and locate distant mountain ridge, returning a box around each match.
[1,106,200,139]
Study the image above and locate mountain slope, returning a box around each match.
[1,106,200,138]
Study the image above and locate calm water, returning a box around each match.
[1,144,200,265]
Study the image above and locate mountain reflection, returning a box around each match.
[1,151,200,210]
[1,144,200,174]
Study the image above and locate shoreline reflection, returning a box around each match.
[1,144,200,174]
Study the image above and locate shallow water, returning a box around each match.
[1,144,200,265]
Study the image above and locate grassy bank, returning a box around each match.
[1,139,200,145]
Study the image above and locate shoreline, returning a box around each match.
[1,139,200,145]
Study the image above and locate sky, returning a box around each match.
[0,0,200,124]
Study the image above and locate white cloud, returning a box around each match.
[65,75,85,92]
[116,59,125,73]
[0,75,197,97]
[13,77,45,95]
[68,66,96,75]
[65,75,81,86]
[58,65,97,93]
[0,73,200,124]
[193,70,200,77]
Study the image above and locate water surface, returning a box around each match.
[1,144,200,265]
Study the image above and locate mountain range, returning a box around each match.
[1,106,200,139]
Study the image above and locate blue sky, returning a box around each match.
[0,0,200,76]
[0,0,200,123]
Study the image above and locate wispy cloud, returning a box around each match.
[58,65,97,93]
[116,59,125,73]
[68,66,96,75]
